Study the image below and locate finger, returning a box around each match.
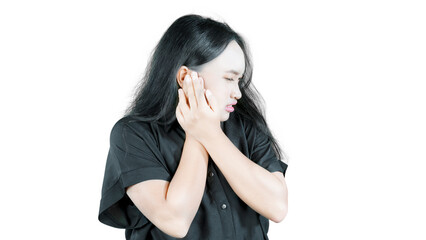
[198,77,208,109]
[183,75,190,105]
[193,76,204,108]
[176,104,183,123]
[187,73,198,110]
[201,76,204,89]
[177,89,186,117]
[178,88,190,117]
[191,71,198,81]
[205,89,218,112]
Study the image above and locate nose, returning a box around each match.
[231,84,242,100]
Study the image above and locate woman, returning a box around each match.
[98,14,289,240]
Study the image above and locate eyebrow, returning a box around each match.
[225,70,244,76]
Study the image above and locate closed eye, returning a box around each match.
[225,77,243,81]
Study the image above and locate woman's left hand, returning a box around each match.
[176,71,221,143]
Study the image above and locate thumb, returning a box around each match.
[206,89,218,111]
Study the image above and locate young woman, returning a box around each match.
[98,14,289,240]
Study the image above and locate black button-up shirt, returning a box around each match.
[98,112,288,239]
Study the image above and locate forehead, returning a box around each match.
[202,41,245,75]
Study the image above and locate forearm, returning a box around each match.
[165,135,209,227]
[201,131,287,222]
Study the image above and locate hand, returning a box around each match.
[176,71,221,143]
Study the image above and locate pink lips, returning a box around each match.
[225,105,234,112]
[225,101,237,112]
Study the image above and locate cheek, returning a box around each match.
[200,77,227,105]
[201,77,212,90]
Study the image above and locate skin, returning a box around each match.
[175,40,289,223]
[177,40,243,122]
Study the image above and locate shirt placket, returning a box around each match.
[206,157,237,240]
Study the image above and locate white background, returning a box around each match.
[1,0,425,239]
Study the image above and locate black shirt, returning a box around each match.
[98,112,288,239]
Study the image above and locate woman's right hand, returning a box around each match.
[175,71,221,144]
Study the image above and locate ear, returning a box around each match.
[176,66,191,88]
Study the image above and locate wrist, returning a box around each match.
[199,127,224,149]
[185,134,208,155]
[185,134,199,144]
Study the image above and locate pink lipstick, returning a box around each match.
[225,105,234,112]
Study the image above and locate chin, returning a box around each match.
[221,112,231,122]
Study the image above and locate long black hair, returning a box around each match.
[123,14,289,163]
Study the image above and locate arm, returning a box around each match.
[201,131,288,223]
[126,135,209,238]
[166,135,209,229]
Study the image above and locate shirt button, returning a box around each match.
[209,171,214,177]
[221,204,227,209]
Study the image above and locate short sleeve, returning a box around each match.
[98,120,172,229]
[245,119,288,177]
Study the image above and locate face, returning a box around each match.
[187,40,245,122]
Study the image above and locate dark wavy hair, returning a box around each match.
[123,14,288,163]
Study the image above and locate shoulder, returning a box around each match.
[109,115,157,143]
[112,115,150,128]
